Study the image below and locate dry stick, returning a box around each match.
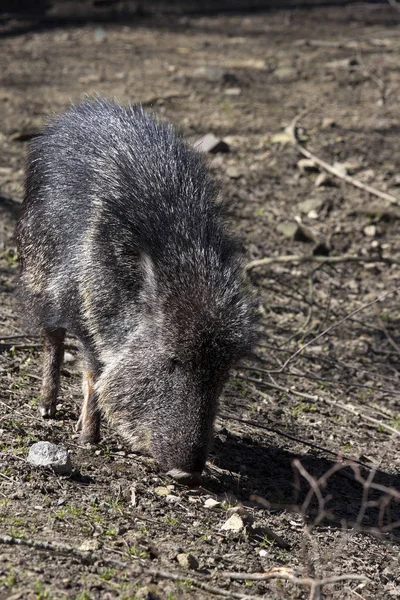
[240,370,400,439]
[0,399,45,424]
[254,343,400,386]
[237,374,318,401]
[0,535,265,600]
[246,253,400,271]
[287,111,400,206]
[223,569,368,586]
[322,397,400,438]
[276,288,400,373]
[240,364,400,398]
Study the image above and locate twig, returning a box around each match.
[286,111,400,206]
[276,288,400,373]
[0,399,44,424]
[374,309,400,356]
[321,397,400,437]
[0,535,268,600]
[223,567,368,587]
[237,374,318,401]
[240,364,400,398]
[246,253,400,272]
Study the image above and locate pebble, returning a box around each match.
[79,539,100,552]
[204,498,221,509]
[27,441,72,474]
[192,66,237,84]
[154,486,170,497]
[298,198,324,214]
[176,553,199,570]
[226,166,241,179]
[364,225,376,237]
[276,221,297,238]
[220,513,245,532]
[165,495,180,504]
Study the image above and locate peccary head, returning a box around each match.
[97,251,253,485]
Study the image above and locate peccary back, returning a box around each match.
[17,98,253,484]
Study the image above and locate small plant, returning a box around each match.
[162,516,178,526]
[99,568,115,581]
[291,402,317,418]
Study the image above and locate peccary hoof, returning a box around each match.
[39,404,56,418]
[167,469,202,487]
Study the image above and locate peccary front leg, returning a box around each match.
[77,368,101,444]
[39,328,65,418]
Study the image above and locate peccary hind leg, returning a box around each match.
[77,368,101,444]
[39,328,65,418]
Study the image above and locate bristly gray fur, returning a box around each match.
[16,97,254,477]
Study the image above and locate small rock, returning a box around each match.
[226,166,241,179]
[298,198,324,214]
[227,505,253,524]
[27,441,72,474]
[192,66,237,84]
[259,549,268,557]
[221,513,245,532]
[294,223,319,244]
[165,495,180,504]
[308,210,318,219]
[297,159,318,173]
[276,221,297,238]
[224,87,241,96]
[94,28,106,42]
[194,133,230,154]
[321,117,336,129]
[79,539,100,552]
[154,486,170,497]
[315,172,331,188]
[176,553,199,570]
[204,498,221,509]
[364,225,376,237]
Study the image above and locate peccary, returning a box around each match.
[16,98,253,485]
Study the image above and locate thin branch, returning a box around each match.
[246,253,400,272]
[276,288,400,373]
[321,397,400,437]
[223,568,368,587]
[0,535,261,600]
[286,111,400,206]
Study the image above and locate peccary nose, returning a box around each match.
[166,469,202,487]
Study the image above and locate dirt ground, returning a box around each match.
[1,3,400,599]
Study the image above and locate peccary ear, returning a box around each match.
[139,253,158,308]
